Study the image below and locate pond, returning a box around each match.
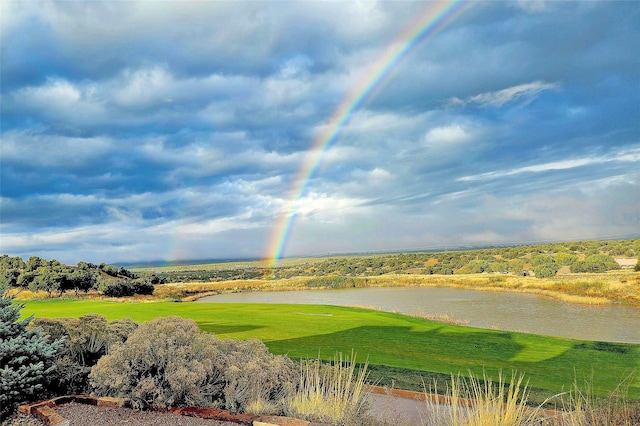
[197,287,640,343]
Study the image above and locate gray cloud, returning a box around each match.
[1,0,638,263]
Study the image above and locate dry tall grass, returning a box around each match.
[12,269,639,306]
[150,271,640,306]
[284,353,371,425]
[418,372,639,426]
[411,311,470,326]
[548,375,640,426]
[423,371,543,426]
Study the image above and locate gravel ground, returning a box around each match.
[1,393,428,426]
[1,413,44,426]
[56,403,239,426]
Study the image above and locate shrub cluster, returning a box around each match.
[89,316,297,412]
[0,255,162,298]
[571,254,621,273]
[33,314,138,395]
[532,255,560,278]
[98,280,154,297]
[306,276,357,288]
[3,306,298,418]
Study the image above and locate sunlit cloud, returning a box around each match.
[1,1,638,263]
[458,148,640,182]
[449,81,558,107]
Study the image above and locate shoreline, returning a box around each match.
[10,270,639,307]
[154,270,640,306]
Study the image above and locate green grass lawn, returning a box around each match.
[21,299,640,400]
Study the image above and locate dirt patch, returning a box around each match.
[615,257,637,268]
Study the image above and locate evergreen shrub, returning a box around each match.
[0,288,62,419]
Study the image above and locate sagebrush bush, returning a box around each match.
[211,338,297,413]
[89,316,296,412]
[33,314,138,395]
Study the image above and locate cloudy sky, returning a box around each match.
[1,1,639,265]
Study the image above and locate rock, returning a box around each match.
[34,406,69,426]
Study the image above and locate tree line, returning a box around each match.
[1,239,636,292]
[273,240,634,279]
[0,255,164,297]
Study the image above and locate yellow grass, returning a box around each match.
[412,312,470,326]
[284,353,370,425]
[359,271,640,306]
[139,270,640,306]
[424,371,541,426]
[12,269,639,307]
[547,374,639,426]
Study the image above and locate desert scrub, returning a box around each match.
[32,314,138,394]
[89,316,296,412]
[284,353,371,425]
[209,337,298,414]
[306,276,358,288]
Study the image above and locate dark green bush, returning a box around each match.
[571,254,621,273]
[98,279,154,297]
[306,276,356,288]
[532,255,559,278]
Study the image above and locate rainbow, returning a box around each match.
[265,0,472,265]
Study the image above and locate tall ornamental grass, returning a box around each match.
[550,374,639,426]
[419,371,639,426]
[423,371,545,426]
[284,352,371,425]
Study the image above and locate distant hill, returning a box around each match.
[129,238,639,283]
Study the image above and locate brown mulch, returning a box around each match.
[55,402,239,426]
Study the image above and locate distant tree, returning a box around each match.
[16,271,37,288]
[0,255,25,270]
[29,266,65,297]
[118,267,137,279]
[554,252,577,266]
[67,269,97,295]
[507,258,527,275]
[489,260,509,274]
[455,260,490,274]
[102,265,119,277]
[25,256,47,272]
[532,255,559,278]
[571,254,620,273]
[0,270,19,289]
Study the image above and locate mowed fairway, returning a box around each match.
[22,299,640,399]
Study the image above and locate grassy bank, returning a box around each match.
[9,270,638,306]
[141,270,640,305]
[21,299,640,400]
